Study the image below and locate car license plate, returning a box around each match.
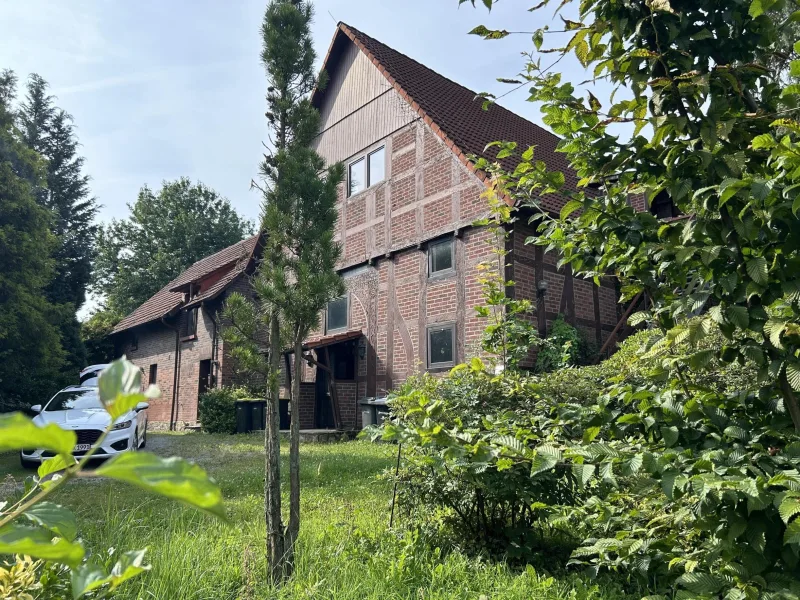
[74,444,91,452]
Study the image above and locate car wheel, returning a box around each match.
[131,432,138,452]
[19,454,38,470]
[140,428,147,449]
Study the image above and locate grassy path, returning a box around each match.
[0,434,627,599]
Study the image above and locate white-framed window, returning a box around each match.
[368,147,385,186]
[348,158,365,197]
[428,238,454,276]
[326,295,349,333]
[427,323,455,368]
[347,146,385,197]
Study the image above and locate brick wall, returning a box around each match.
[122,304,219,429]
[336,120,493,271]
[510,219,621,352]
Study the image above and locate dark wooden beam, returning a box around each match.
[595,292,642,362]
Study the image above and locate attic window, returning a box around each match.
[368,147,385,186]
[347,146,385,197]
[348,158,365,197]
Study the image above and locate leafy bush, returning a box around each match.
[536,315,598,373]
[198,387,250,434]
[374,316,791,597]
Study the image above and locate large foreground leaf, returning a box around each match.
[23,502,78,541]
[0,413,76,456]
[96,452,225,519]
[98,358,159,419]
[0,523,84,566]
[71,549,150,599]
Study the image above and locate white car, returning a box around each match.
[79,364,109,387]
[20,385,149,469]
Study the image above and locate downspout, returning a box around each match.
[211,309,220,388]
[162,316,181,431]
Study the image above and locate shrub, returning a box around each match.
[536,315,597,373]
[198,387,246,434]
[376,320,784,597]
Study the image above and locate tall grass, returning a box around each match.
[0,434,629,599]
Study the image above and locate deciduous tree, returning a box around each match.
[93,178,253,318]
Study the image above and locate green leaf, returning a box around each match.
[583,426,601,443]
[623,453,643,476]
[765,318,786,349]
[38,454,78,484]
[532,29,544,50]
[661,426,679,447]
[746,257,768,285]
[495,435,526,455]
[96,452,226,520]
[727,306,750,329]
[787,362,800,392]
[723,426,749,441]
[23,502,78,541]
[71,550,150,599]
[0,412,76,456]
[751,133,776,149]
[572,463,595,488]
[784,519,800,545]
[749,0,777,18]
[661,470,679,499]
[98,358,142,403]
[98,358,159,419]
[677,572,725,594]
[468,25,509,39]
[530,449,559,476]
[779,495,800,524]
[560,199,583,221]
[0,523,84,567]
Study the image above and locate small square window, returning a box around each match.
[326,296,348,332]
[348,158,365,197]
[368,147,385,186]
[428,324,455,368]
[428,238,454,275]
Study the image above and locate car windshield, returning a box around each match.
[45,390,103,412]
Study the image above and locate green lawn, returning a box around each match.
[0,434,627,599]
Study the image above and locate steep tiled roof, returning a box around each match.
[112,233,261,334]
[313,23,577,212]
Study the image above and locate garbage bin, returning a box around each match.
[279,399,291,430]
[235,401,252,434]
[250,400,267,431]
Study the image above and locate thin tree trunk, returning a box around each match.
[286,335,303,574]
[266,310,285,584]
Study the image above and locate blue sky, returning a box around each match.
[0,0,606,224]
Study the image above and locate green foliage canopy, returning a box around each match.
[0,70,64,412]
[93,177,253,318]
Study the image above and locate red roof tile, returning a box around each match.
[112,233,262,334]
[313,23,577,212]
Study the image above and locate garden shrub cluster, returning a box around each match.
[374,326,797,598]
[198,387,253,434]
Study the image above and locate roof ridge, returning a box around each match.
[318,22,577,210]
[338,22,550,140]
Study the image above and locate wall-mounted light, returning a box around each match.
[358,343,367,360]
[537,279,549,299]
